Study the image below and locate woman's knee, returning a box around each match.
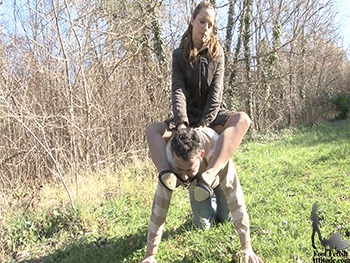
[213,112,251,134]
[239,112,252,127]
[224,112,251,131]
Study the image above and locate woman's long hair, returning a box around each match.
[179,1,220,67]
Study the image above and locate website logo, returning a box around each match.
[311,202,349,262]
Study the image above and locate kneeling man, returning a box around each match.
[141,127,263,263]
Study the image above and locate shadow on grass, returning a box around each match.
[21,217,195,263]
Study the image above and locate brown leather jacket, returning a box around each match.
[171,44,230,128]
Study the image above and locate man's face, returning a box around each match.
[172,150,204,181]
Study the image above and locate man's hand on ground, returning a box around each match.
[243,246,264,263]
[141,255,157,263]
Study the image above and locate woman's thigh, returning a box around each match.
[212,112,250,134]
[146,121,174,142]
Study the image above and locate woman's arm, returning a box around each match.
[199,46,225,127]
[172,49,189,128]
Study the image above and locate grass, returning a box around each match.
[1,119,350,262]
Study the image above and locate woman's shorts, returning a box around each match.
[164,108,234,130]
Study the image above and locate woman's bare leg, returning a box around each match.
[202,112,251,184]
[145,122,174,173]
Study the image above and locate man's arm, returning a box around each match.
[143,181,173,259]
[219,161,264,262]
[219,161,251,249]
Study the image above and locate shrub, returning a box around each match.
[330,93,350,119]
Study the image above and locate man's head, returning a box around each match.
[170,128,204,179]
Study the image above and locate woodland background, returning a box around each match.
[0,0,349,201]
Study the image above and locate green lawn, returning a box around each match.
[2,119,350,262]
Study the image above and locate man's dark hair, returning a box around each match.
[170,128,201,161]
